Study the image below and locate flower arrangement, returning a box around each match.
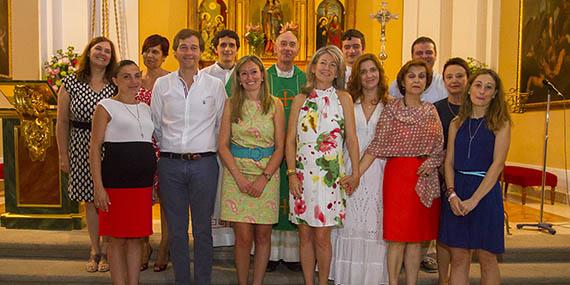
[466,57,488,75]
[44,46,80,93]
[279,21,299,34]
[244,24,265,54]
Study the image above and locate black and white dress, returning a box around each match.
[63,75,116,202]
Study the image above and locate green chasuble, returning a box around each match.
[267,64,307,231]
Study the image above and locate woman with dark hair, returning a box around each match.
[56,36,117,273]
[440,69,511,285]
[355,60,444,285]
[433,57,470,284]
[286,45,360,285]
[219,55,285,285]
[332,53,389,285]
[90,60,155,285]
[136,34,171,272]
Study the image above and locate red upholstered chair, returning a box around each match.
[502,165,558,205]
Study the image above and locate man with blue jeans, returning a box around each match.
[151,29,226,285]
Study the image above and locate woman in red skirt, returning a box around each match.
[90,60,156,285]
[346,60,444,285]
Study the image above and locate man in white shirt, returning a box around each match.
[151,29,226,285]
[341,29,365,82]
[389,36,447,103]
[201,29,239,84]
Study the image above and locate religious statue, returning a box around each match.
[262,0,284,55]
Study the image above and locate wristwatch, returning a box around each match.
[262,172,272,181]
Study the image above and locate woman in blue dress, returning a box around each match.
[439,69,511,285]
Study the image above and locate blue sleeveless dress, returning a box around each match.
[438,118,505,254]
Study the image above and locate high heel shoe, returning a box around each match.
[153,251,169,272]
[140,246,153,271]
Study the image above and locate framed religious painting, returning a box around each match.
[517,0,569,108]
[188,0,356,65]
[0,0,11,79]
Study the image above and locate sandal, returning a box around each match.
[140,245,153,271]
[98,254,110,272]
[153,250,169,272]
[85,252,100,273]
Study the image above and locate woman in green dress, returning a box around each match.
[219,55,285,285]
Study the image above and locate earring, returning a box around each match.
[467,91,471,95]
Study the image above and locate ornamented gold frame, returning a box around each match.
[516,0,570,110]
[187,0,356,64]
[0,0,11,79]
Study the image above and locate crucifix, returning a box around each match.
[280,90,294,107]
[280,197,289,214]
[371,2,399,65]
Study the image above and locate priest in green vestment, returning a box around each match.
[266,30,307,272]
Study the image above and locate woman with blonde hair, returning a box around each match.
[286,45,360,285]
[219,55,285,285]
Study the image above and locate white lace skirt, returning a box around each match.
[330,158,388,285]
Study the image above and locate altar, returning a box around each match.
[0,81,82,230]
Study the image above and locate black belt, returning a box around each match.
[71,120,91,130]
[160,151,216,161]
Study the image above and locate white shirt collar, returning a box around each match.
[275,64,294,78]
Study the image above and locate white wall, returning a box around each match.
[39,0,139,77]
[401,0,501,71]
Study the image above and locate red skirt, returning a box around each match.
[383,157,440,242]
[99,187,153,238]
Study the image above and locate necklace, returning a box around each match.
[467,118,485,159]
[121,102,144,139]
[447,100,458,117]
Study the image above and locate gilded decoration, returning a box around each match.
[188,0,356,64]
[13,84,53,161]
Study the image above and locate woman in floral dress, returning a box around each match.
[286,46,360,285]
[219,55,285,285]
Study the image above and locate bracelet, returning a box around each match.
[262,171,272,181]
[447,192,457,202]
[445,186,455,197]
[286,169,296,176]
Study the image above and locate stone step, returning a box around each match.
[0,258,569,285]
[2,228,570,264]
[0,257,302,285]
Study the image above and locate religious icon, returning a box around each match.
[315,0,344,49]
[198,0,228,61]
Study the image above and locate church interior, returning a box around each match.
[0,0,569,284]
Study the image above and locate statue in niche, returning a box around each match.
[316,0,344,49]
[262,0,284,55]
[198,0,228,61]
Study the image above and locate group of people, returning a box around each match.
[56,25,511,285]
